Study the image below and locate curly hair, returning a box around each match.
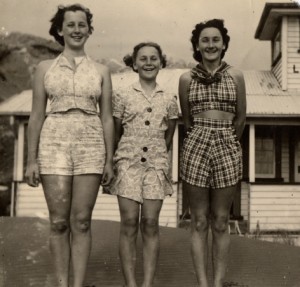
[190,19,230,63]
[123,42,167,73]
[49,4,94,46]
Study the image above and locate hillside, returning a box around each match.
[0,32,63,186]
[0,32,63,102]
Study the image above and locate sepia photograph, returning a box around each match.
[1,0,300,286]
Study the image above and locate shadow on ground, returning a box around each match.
[1,217,300,287]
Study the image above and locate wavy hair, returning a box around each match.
[123,42,167,73]
[190,19,230,62]
[49,4,94,46]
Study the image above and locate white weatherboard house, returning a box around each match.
[1,2,300,231]
[244,2,300,232]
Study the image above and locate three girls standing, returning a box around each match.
[25,3,245,286]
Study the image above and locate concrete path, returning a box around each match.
[1,217,300,287]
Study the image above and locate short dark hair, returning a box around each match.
[123,42,167,73]
[49,4,94,46]
[190,19,230,62]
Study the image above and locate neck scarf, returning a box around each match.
[191,61,231,85]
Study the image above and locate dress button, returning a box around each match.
[141,157,147,162]
[143,147,148,152]
[145,120,150,126]
[147,107,152,112]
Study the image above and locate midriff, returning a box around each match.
[193,110,235,121]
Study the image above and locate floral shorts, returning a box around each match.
[38,110,106,175]
[110,163,173,203]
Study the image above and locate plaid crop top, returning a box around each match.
[188,62,237,115]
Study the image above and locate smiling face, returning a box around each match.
[58,10,90,50]
[197,27,225,64]
[133,46,162,81]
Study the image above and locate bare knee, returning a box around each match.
[192,215,209,234]
[212,215,228,234]
[140,217,159,237]
[121,217,139,237]
[71,216,91,233]
[50,219,69,235]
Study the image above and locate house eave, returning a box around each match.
[246,115,300,126]
[247,114,300,118]
[255,3,300,40]
[0,112,31,117]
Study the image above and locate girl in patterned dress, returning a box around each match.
[25,4,114,287]
[179,19,246,287]
[111,42,178,287]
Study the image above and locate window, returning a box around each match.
[255,128,275,178]
[272,29,281,64]
[23,123,28,178]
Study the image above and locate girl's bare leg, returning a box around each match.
[70,174,101,287]
[211,185,237,287]
[185,182,210,287]
[140,199,163,287]
[41,175,72,287]
[118,196,140,287]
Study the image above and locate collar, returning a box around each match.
[191,61,231,85]
[132,81,164,94]
[57,53,87,69]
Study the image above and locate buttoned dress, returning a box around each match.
[110,82,179,203]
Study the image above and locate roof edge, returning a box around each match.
[255,2,299,39]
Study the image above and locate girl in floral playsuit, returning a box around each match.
[111,42,178,287]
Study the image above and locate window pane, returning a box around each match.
[23,124,28,177]
[262,139,273,150]
[272,31,281,62]
[255,139,262,149]
[255,133,275,177]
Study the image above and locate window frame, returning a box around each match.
[271,26,282,66]
[255,134,276,178]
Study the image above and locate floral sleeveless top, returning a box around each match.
[44,54,102,114]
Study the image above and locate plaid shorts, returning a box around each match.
[181,118,242,189]
[38,110,106,175]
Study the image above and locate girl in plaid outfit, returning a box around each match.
[111,42,178,287]
[179,19,246,287]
